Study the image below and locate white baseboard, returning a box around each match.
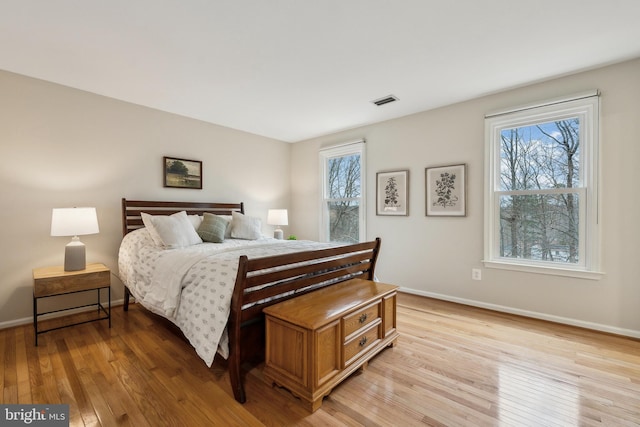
[0,298,125,330]
[400,287,640,339]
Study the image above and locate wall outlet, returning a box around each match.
[472,268,482,281]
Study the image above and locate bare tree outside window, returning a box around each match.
[327,154,361,243]
[499,119,580,264]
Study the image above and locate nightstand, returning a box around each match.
[33,262,111,346]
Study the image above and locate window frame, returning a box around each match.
[319,140,366,243]
[483,93,602,279]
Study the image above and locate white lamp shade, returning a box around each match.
[51,207,100,237]
[267,209,288,226]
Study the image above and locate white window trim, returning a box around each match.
[319,140,366,242]
[483,92,604,279]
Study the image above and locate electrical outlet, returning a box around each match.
[472,268,482,281]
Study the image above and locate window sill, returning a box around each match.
[483,260,605,280]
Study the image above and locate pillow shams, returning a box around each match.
[197,212,228,243]
[141,211,203,248]
[141,213,165,247]
[230,211,262,240]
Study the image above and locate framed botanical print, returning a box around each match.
[425,164,466,216]
[376,170,409,216]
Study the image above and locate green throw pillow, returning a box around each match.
[197,212,227,243]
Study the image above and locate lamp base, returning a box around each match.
[274,228,284,240]
[64,237,86,271]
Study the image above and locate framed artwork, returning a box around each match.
[163,156,202,189]
[425,164,466,216]
[376,170,409,216]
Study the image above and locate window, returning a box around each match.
[319,140,366,243]
[484,92,601,278]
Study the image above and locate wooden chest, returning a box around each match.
[263,278,399,412]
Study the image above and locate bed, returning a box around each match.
[118,198,381,403]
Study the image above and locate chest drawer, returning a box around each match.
[343,321,381,367]
[33,265,110,297]
[343,301,380,339]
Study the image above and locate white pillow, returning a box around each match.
[188,214,203,229]
[141,213,165,246]
[230,211,262,240]
[141,211,203,248]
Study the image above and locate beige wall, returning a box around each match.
[291,58,640,336]
[4,58,639,336]
[0,70,290,326]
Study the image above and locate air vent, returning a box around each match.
[372,95,399,106]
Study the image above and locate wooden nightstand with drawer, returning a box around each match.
[263,278,399,412]
[33,262,111,346]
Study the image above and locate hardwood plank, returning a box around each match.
[2,328,18,404]
[14,326,31,404]
[81,331,151,426]
[57,336,101,426]
[2,293,640,426]
[0,327,6,400]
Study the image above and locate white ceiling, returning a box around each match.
[2,1,640,143]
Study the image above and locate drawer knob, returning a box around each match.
[359,313,368,323]
[359,336,368,347]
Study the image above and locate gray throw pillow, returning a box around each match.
[197,212,228,243]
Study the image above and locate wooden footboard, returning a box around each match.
[227,238,381,403]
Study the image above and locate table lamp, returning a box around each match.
[51,207,100,271]
[267,209,288,240]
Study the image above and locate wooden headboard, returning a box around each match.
[121,198,245,236]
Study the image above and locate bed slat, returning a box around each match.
[243,251,374,290]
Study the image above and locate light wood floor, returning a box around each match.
[2,293,640,426]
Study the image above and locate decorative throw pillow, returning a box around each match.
[197,212,227,243]
[220,215,233,238]
[141,211,203,248]
[230,211,262,240]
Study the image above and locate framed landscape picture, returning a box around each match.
[376,170,409,216]
[425,164,466,216]
[163,156,202,189]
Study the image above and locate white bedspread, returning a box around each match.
[118,229,335,366]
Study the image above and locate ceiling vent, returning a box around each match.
[372,95,399,106]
